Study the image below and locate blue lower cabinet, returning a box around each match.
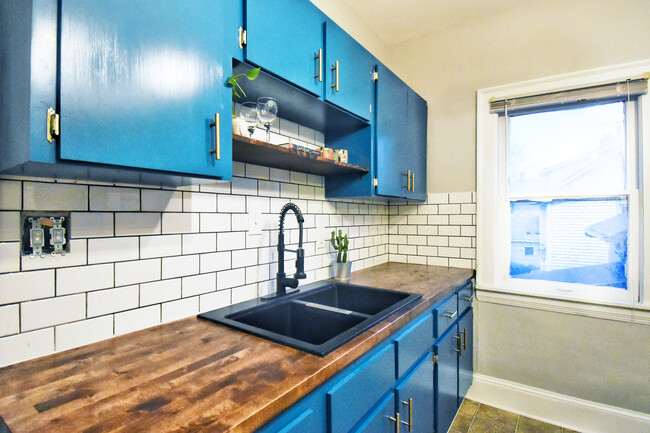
[435,325,459,433]
[255,279,474,433]
[353,393,396,433]
[458,309,474,404]
[395,353,435,433]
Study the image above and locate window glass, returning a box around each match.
[510,198,628,289]
[508,102,626,194]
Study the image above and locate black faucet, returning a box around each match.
[264,203,306,300]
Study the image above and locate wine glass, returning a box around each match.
[239,102,258,138]
[256,97,278,142]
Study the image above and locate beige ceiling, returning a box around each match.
[338,0,532,46]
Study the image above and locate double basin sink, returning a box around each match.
[198,280,421,356]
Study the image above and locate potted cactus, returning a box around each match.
[331,229,351,282]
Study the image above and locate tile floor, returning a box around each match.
[449,399,581,433]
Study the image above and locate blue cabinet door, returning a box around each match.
[435,324,459,433]
[58,0,236,179]
[458,309,473,404]
[245,0,324,97]
[323,20,375,120]
[395,353,434,433]
[375,63,409,198]
[407,89,428,201]
[354,393,396,433]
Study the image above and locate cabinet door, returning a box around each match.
[59,0,235,179]
[375,63,409,198]
[323,20,374,120]
[354,394,396,433]
[407,89,427,201]
[395,353,434,433]
[434,324,459,433]
[458,309,473,404]
[245,0,324,97]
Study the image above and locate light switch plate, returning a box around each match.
[248,210,263,236]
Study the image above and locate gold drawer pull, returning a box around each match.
[443,310,457,319]
[314,48,322,82]
[209,113,220,160]
[388,412,400,433]
[401,398,413,432]
[331,60,339,91]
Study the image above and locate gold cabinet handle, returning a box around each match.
[455,335,463,355]
[464,295,474,303]
[403,170,411,190]
[401,398,413,432]
[411,172,415,192]
[314,48,322,82]
[461,328,467,350]
[209,113,220,160]
[46,107,60,143]
[443,310,457,319]
[388,412,400,433]
[331,60,339,91]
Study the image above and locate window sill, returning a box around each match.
[475,284,650,325]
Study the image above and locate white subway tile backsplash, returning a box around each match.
[55,315,114,352]
[449,192,474,204]
[217,268,245,290]
[449,215,473,226]
[115,259,160,286]
[115,212,161,236]
[269,168,291,183]
[438,204,461,215]
[258,180,280,198]
[0,328,54,367]
[0,212,20,241]
[88,237,139,264]
[20,239,87,271]
[90,186,139,211]
[280,182,299,199]
[114,305,161,335]
[426,193,449,204]
[71,212,114,238]
[141,189,183,212]
[24,182,88,211]
[0,304,19,337]
[199,289,230,313]
[438,226,461,236]
[217,231,246,251]
[140,278,181,306]
[200,213,231,233]
[162,255,199,279]
[0,180,21,210]
[231,284,258,304]
[218,194,247,213]
[231,213,249,232]
[21,294,85,331]
[140,234,182,259]
[245,264,269,284]
[0,270,54,305]
[183,192,217,213]
[199,251,231,273]
[182,273,216,297]
[428,257,449,267]
[246,164,270,180]
[182,233,216,255]
[57,264,114,295]
[231,177,258,196]
[232,249,258,268]
[162,212,200,234]
[162,297,199,323]
[87,285,139,317]
[0,242,19,273]
[199,181,231,194]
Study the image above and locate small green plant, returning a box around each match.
[330,229,349,263]
[227,67,260,118]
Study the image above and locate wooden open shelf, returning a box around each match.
[232,134,370,176]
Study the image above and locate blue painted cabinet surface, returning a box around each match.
[245,0,324,97]
[458,309,474,404]
[323,20,375,121]
[58,0,236,179]
[435,324,460,433]
[354,393,395,433]
[407,88,428,201]
[395,353,435,433]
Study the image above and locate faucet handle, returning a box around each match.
[295,248,306,279]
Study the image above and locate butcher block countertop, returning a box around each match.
[0,263,474,433]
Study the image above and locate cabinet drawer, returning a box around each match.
[433,294,458,339]
[457,281,473,316]
[327,344,395,433]
[394,313,433,379]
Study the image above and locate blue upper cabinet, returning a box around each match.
[375,63,410,198]
[374,63,428,201]
[323,20,375,120]
[245,0,325,97]
[58,0,237,180]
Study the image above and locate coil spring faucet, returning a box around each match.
[264,203,306,300]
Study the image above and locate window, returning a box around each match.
[477,64,649,306]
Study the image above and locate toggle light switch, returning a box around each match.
[21,212,71,258]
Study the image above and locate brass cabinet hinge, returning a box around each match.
[373,70,378,82]
[238,27,247,49]
[46,107,60,143]
[373,177,378,187]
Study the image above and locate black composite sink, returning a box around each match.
[198,281,421,356]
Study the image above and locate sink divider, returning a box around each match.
[291,300,372,319]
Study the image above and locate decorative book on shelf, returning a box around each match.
[232,134,369,176]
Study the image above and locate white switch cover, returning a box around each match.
[248,210,263,236]
[315,228,329,252]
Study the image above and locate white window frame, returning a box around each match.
[477,60,650,310]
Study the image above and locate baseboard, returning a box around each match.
[465,374,650,433]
